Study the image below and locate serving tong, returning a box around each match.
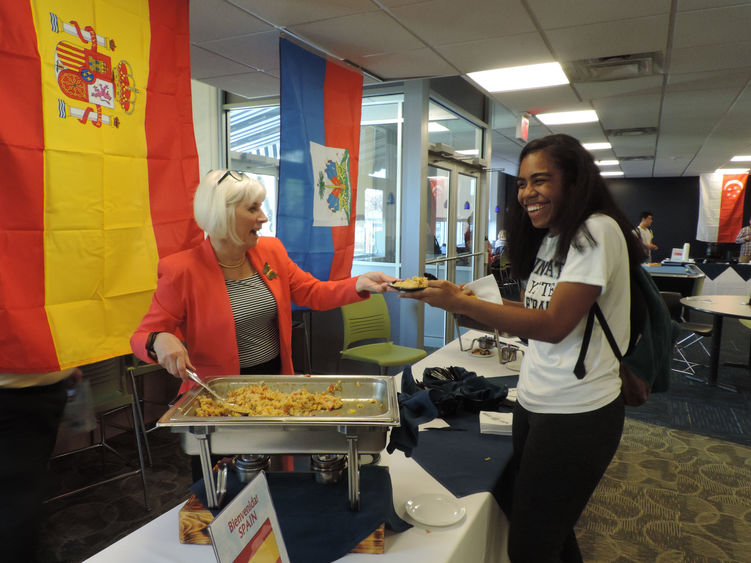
[185,369,253,414]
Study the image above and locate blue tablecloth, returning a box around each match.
[410,375,517,507]
[191,465,409,563]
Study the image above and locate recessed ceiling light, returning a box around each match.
[456,149,479,155]
[428,122,449,132]
[600,170,624,177]
[715,168,750,174]
[467,62,568,93]
[730,155,751,162]
[595,160,619,166]
[583,142,611,150]
[536,110,598,125]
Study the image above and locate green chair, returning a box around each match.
[340,294,427,374]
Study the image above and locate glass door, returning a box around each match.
[424,159,482,347]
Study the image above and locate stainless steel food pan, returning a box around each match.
[156,374,399,455]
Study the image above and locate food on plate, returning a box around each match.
[194,382,343,417]
[471,348,493,356]
[391,276,428,290]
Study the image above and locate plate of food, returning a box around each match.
[405,493,466,526]
[390,276,429,292]
[469,347,496,359]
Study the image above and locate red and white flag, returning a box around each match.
[696,173,748,242]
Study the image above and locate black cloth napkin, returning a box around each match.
[421,365,509,415]
[386,366,438,457]
[190,464,409,563]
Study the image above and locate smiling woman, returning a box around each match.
[401,134,647,562]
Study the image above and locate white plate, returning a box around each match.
[405,494,466,526]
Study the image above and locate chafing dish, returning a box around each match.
[157,374,399,510]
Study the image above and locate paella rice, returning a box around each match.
[194,381,343,417]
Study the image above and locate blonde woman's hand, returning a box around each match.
[152,332,195,381]
[356,271,397,293]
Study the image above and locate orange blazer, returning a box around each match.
[131,237,367,391]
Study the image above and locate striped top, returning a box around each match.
[225,274,280,368]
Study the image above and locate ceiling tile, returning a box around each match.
[573,76,664,101]
[528,0,670,29]
[190,0,271,43]
[199,71,280,99]
[667,69,751,92]
[353,49,456,79]
[543,122,604,143]
[592,94,661,130]
[190,46,256,79]
[390,0,535,46]
[545,15,669,62]
[619,161,655,177]
[436,33,552,74]
[197,30,281,72]
[678,0,747,10]
[670,42,751,74]
[289,12,424,58]
[674,5,751,49]
[491,84,582,114]
[232,0,376,26]
[609,135,657,158]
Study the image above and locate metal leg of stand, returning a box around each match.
[128,367,153,466]
[195,430,218,508]
[345,431,360,511]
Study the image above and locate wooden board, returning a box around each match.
[178,494,384,553]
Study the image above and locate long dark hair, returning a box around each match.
[507,134,645,280]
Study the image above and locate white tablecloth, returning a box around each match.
[85,330,514,563]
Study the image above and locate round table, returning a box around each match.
[679,295,751,388]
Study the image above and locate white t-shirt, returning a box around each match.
[517,214,629,414]
[635,225,653,261]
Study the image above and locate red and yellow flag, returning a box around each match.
[0,0,202,372]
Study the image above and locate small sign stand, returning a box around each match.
[207,472,290,563]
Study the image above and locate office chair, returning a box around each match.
[48,357,149,508]
[340,294,427,375]
[660,291,713,378]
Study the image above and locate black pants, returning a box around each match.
[0,380,68,563]
[190,356,281,482]
[507,396,624,563]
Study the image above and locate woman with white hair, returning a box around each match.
[131,170,395,388]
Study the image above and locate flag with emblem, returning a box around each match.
[277,38,362,282]
[0,0,202,372]
[696,173,748,242]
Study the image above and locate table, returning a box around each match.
[680,295,751,388]
[642,263,705,296]
[85,330,514,563]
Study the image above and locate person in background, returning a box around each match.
[403,134,645,562]
[1,367,82,563]
[635,210,657,262]
[130,170,395,477]
[735,217,751,263]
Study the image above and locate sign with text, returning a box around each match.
[207,472,289,563]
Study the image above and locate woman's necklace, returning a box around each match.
[217,256,246,269]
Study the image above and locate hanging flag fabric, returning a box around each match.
[696,173,748,242]
[277,38,362,282]
[0,0,202,373]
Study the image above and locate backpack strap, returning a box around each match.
[574,303,623,379]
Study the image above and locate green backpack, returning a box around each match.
[574,264,679,405]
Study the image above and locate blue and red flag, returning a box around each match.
[277,38,362,282]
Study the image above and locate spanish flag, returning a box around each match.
[277,38,362,283]
[0,0,202,373]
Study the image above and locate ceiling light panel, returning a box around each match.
[536,110,598,125]
[731,155,751,162]
[600,170,624,176]
[467,62,568,93]
[583,142,611,150]
[595,160,619,166]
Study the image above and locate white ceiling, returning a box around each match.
[190,0,751,178]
